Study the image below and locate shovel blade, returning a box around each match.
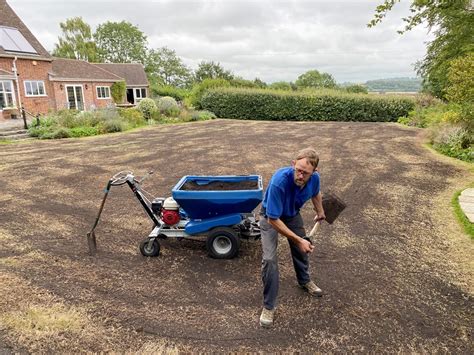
[87,231,97,255]
[322,192,346,224]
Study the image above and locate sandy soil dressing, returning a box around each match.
[0,119,472,353]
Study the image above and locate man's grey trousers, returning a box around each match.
[259,214,310,310]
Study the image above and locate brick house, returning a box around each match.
[0,0,149,121]
[50,58,123,111]
[94,63,149,105]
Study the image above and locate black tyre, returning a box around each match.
[139,238,160,257]
[206,227,240,259]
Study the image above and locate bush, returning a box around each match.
[268,82,293,91]
[446,52,474,104]
[191,110,216,121]
[55,109,80,128]
[152,85,189,102]
[42,127,71,139]
[345,85,368,94]
[431,123,472,150]
[137,98,158,120]
[118,108,146,127]
[200,88,415,122]
[156,96,180,117]
[69,126,99,137]
[414,93,442,108]
[430,123,473,162]
[98,119,126,133]
[229,78,261,89]
[397,103,448,128]
[111,81,126,103]
[187,78,231,109]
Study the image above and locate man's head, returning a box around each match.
[292,148,319,187]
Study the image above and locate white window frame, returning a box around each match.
[24,80,46,97]
[0,80,16,110]
[65,85,85,111]
[134,88,147,103]
[96,86,111,99]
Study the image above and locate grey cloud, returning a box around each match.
[9,0,432,83]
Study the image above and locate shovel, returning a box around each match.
[306,191,346,244]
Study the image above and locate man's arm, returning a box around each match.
[267,218,314,253]
[311,191,326,221]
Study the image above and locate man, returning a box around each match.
[259,147,325,328]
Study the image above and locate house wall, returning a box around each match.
[52,81,115,111]
[0,57,53,116]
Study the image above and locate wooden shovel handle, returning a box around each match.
[309,221,320,238]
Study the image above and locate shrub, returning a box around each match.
[187,78,231,109]
[446,52,474,104]
[268,82,293,91]
[345,85,368,94]
[152,85,189,101]
[397,103,448,128]
[414,93,442,108]
[191,110,216,121]
[156,96,180,117]
[431,123,470,148]
[98,119,126,133]
[229,78,260,89]
[111,81,126,103]
[42,127,71,139]
[69,126,99,137]
[55,109,80,128]
[200,88,415,122]
[430,123,473,162]
[137,98,158,120]
[118,108,146,127]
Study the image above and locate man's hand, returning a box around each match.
[314,212,326,222]
[299,237,315,254]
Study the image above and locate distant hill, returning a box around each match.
[364,77,422,92]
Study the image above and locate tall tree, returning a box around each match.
[52,17,98,62]
[295,69,337,89]
[368,0,474,99]
[194,61,234,82]
[145,47,193,88]
[94,21,148,63]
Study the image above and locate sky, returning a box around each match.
[8,0,434,84]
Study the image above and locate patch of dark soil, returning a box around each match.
[180,179,259,191]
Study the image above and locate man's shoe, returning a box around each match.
[259,307,275,328]
[300,280,323,297]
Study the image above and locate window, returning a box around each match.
[0,80,15,109]
[24,81,46,96]
[134,88,147,102]
[96,86,111,99]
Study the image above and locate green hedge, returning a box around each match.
[200,88,415,122]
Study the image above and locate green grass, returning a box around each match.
[451,187,474,239]
[0,139,15,144]
[434,144,473,163]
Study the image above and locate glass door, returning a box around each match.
[0,80,16,109]
[66,85,84,111]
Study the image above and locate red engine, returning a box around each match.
[161,209,180,225]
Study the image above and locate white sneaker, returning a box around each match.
[259,307,275,328]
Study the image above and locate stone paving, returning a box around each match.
[459,188,474,223]
[0,117,31,131]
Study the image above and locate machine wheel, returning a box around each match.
[139,238,161,257]
[206,227,240,259]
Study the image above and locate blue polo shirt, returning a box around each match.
[262,166,320,219]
